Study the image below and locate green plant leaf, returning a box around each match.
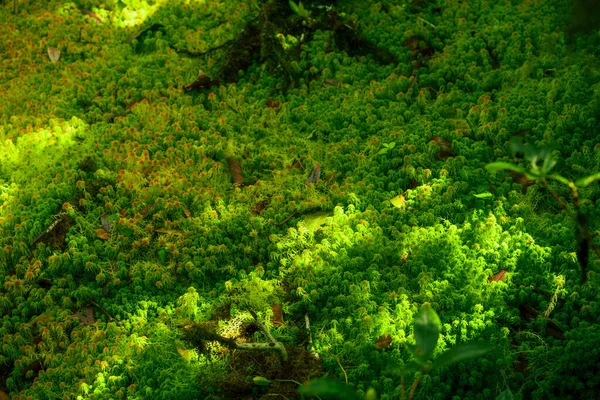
[299,379,362,400]
[297,1,310,18]
[496,389,514,400]
[253,376,272,386]
[289,0,300,14]
[541,156,557,175]
[485,162,538,180]
[485,162,528,174]
[413,304,441,361]
[473,192,493,199]
[431,342,494,370]
[377,148,389,156]
[575,172,600,187]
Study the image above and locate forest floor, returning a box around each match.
[0,0,599,399]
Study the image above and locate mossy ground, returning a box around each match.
[0,0,599,399]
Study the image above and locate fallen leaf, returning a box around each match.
[139,203,157,217]
[183,70,220,92]
[431,136,454,160]
[270,304,285,326]
[401,253,409,263]
[95,228,110,240]
[306,163,321,184]
[390,194,406,208]
[488,269,508,283]
[267,98,281,109]
[177,347,192,361]
[47,47,60,63]
[101,213,117,233]
[184,208,192,218]
[226,157,244,185]
[80,7,103,23]
[376,334,393,349]
[73,306,96,325]
[324,79,341,87]
[252,199,270,215]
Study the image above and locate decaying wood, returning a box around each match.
[247,308,288,361]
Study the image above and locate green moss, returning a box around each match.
[0,0,599,399]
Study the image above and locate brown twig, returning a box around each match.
[408,373,422,400]
[88,299,121,327]
[276,211,297,227]
[401,375,406,400]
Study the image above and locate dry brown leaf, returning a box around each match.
[306,163,321,184]
[267,98,281,109]
[73,306,96,325]
[431,136,455,160]
[47,47,60,63]
[95,228,110,240]
[183,70,220,92]
[139,203,157,217]
[376,333,393,349]
[488,269,508,283]
[184,208,192,218]
[252,199,270,215]
[80,7,103,23]
[270,304,285,326]
[226,157,244,185]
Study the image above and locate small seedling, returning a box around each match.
[486,137,600,283]
[378,142,396,156]
[299,303,494,400]
[289,0,311,19]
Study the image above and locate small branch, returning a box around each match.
[277,211,297,227]
[334,355,348,385]
[401,375,406,400]
[248,308,288,361]
[407,373,422,400]
[172,40,232,58]
[88,299,121,327]
[417,17,436,29]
